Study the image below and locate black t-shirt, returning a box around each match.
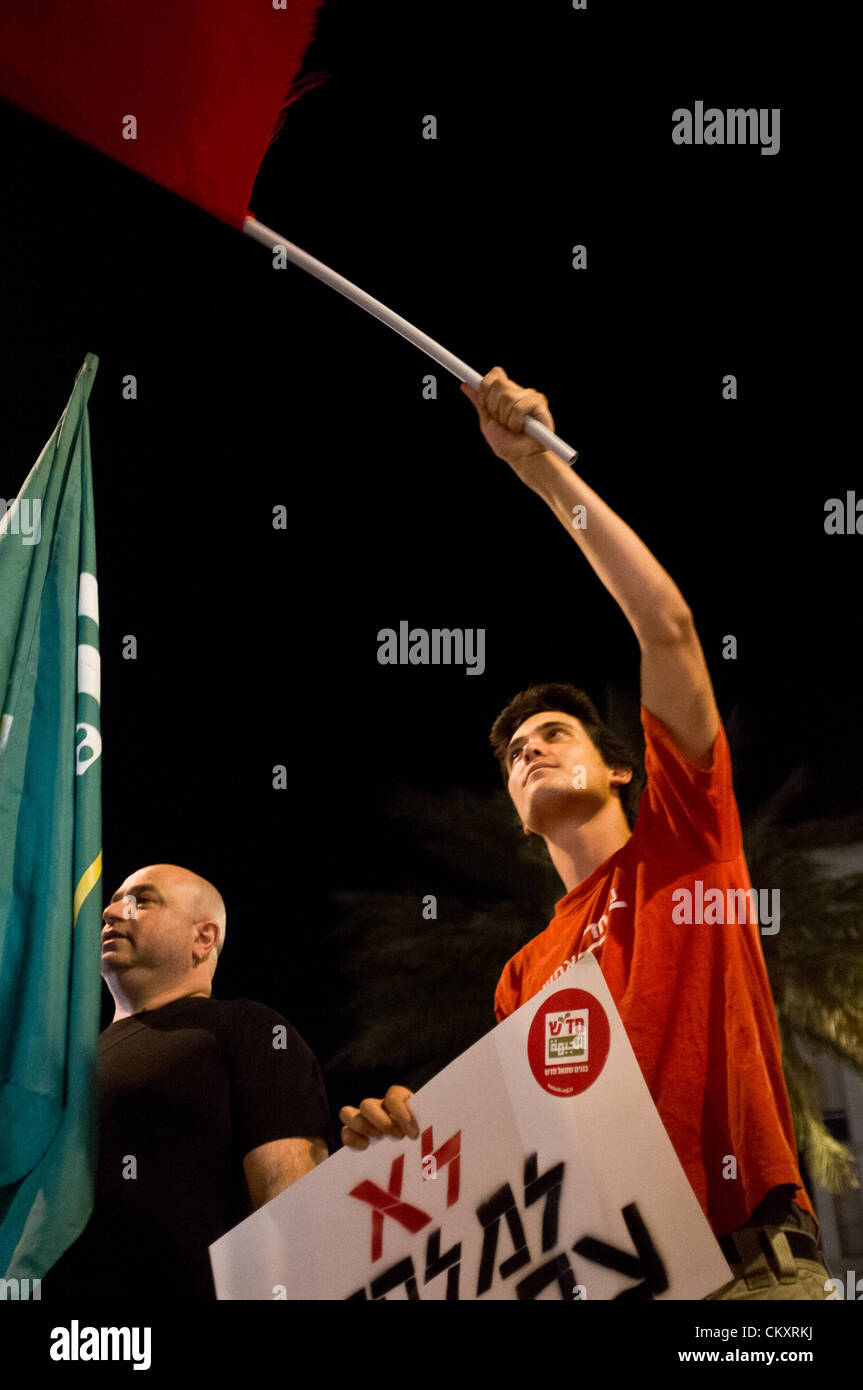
[43,995,332,1301]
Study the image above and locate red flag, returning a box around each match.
[0,0,322,227]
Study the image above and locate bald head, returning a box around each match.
[174,867,227,964]
[105,863,227,978]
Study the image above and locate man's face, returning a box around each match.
[504,710,631,834]
[100,866,199,981]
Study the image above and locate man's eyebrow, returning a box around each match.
[506,720,576,761]
[109,883,163,905]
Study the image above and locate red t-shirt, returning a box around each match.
[494,704,814,1238]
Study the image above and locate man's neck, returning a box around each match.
[542,804,632,894]
[107,979,212,1023]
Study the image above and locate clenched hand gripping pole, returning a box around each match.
[243,216,579,465]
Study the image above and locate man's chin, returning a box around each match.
[100,956,134,979]
[526,785,598,830]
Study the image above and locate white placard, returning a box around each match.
[211,957,732,1300]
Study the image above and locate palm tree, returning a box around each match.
[740,768,863,1194]
[326,784,561,1089]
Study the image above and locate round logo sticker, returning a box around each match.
[527,988,610,1097]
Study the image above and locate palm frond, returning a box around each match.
[742,778,863,1193]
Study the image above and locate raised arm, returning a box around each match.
[462,368,720,768]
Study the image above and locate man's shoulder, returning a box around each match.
[202,996,294,1030]
[204,997,319,1051]
[639,700,734,780]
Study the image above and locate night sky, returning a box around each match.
[0,1,857,1118]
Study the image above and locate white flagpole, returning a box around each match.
[242,215,578,465]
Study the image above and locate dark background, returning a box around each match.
[0,0,857,1119]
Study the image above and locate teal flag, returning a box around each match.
[0,354,102,1283]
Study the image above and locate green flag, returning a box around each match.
[0,354,102,1285]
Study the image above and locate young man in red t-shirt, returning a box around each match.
[341,368,831,1300]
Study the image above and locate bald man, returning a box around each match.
[44,864,332,1301]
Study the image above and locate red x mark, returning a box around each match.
[350,1154,433,1262]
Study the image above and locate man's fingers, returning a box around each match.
[501,390,535,431]
[338,1105,374,1150]
[340,1125,369,1151]
[382,1086,418,1139]
[511,389,552,433]
[476,369,552,435]
[357,1096,408,1137]
[339,1104,386,1139]
[338,1089,418,1151]
[483,373,508,419]
[483,366,508,392]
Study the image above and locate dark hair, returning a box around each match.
[489,683,646,830]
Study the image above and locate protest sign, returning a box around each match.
[210,957,732,1300]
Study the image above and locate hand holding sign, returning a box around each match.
[340,1086,418,1150]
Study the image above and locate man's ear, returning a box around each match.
[194,919,220,961]
[610,767,633,786]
